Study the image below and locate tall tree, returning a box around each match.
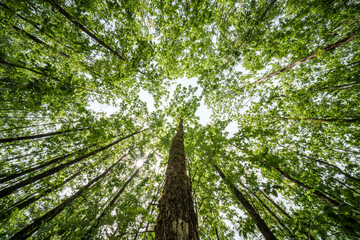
[155,119,199,240]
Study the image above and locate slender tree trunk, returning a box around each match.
[155,119,199,240]
[0,130,143,198]
[0,60,96,93]
[0,144,95,184]
[239,181,314,239]
[0,60,62,82]
[9,24,69,58]
[82,167,141,239]
[237,0,278,50]
[0,170,81,220]
[278,117,360,123]
[0,127,87,144]
[258,189,291,219]
[0,122,63,132]
[258,187,317,239]
[9,154,126,240]
[248,35,356,86]
[46,0,126,61]
[310,82,360,93]
[2,153,33,162]
[331,178,360,195]
[277,144,360,183]
[264,161,340,207]
[0,2,74,51]
[214,165,277,240]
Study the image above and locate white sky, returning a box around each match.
[88,76,239,137]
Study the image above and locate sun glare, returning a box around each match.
[135,158,146,168]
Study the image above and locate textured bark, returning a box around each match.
[0,130,143,198]
[249,35,356,86]
[214,165,277,240]
[264,161,340,207]
[83,168,140,239]
[10,155,126,240]
[155,119,199,240]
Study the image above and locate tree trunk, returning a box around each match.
[2,153,33,162]
[237,0,278,50]
[257,189,316,240]
[0,170,81,220]
[0,2,74,51]
[155,119,199,240]
[0,130,143,198]
[279,117,360,123]
[46,0,126,61]
[9,154,126,240]
[264,161,340,207]
[83,167,141,239]
[330,178,360,195]
[0,127,87,143]
[214,165,278,240]
[0,122,63,133]
[0,59,62,82]
[249,35,356,86]
[277,144,360,183]
[9,23,69,58]
[0,144,95,184]
[258,189,291,219]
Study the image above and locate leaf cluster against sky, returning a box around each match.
[0,0,359,239]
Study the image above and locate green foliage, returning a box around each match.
[0,0,359,239]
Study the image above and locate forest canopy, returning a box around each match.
[0,0,359,239]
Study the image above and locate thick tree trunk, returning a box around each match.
[83,167,141,239]
[155,119,199,240]
[9,154,126,240]
[214,165,277,240]
[0,130,143,198]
